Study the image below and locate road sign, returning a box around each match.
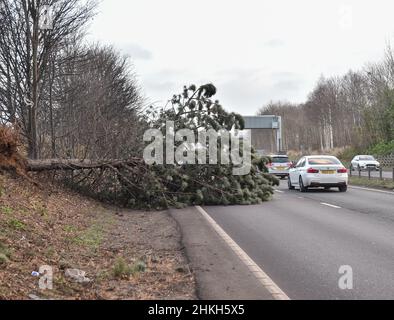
[243,116,283,155]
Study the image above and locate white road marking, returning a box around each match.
[321,202,342,209]
[275,190,284,193]
[195,206,290,301]
[349,185,394,195]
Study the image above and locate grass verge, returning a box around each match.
[349,176,394,191]
[0,171,196,300]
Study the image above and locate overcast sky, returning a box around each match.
[87,0,394,115]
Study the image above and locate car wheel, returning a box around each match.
[339,185,348,192]
[299,176,308,193]
[288,178,295,190]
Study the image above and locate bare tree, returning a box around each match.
[0,0,97,158]
[39,44,144,160]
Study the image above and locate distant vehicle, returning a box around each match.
[267,154,292,179]
[350,155,380,171]
[288,156,348,192]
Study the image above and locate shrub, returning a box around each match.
[1,206,13,216]
[0,126,26,175]
[112,258,146,279]
[0,241,10,267]
[0,253,9,266]
[367,140,394,156]
[337,147,363,162]
[112,257,133,279]
[7,219,26,230]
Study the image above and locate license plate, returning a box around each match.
[276,167,285,170]
[321,170,335,174]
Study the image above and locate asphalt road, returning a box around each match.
[203,181,394,300]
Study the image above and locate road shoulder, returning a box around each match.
[169,207,274,300]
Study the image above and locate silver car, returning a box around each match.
[267,155,292,179]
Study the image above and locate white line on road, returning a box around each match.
[321,202,342,209]
[195,206,290,301]
[349,185,394,195]
[275,190,284,193]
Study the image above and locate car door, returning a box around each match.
[289,160,298,183]
[290,157,304,184]
[297,158,307,182]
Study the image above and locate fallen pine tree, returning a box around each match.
[26,154,279,209]
[3,84,279,209]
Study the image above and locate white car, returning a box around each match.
[288,156,348,192]
[267,154,292,179]
[350,155,380,171]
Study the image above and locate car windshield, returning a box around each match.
[272,157,289,163]
[359,156,375,161]
[308,157,340,165]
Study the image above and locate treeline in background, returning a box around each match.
[259,46,394,159]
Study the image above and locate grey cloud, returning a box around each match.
[141,68,196,104]
[264,39,285,48]
[142,67,306,114]
[121,43,153,60]
[214,69,305,114]
[270,71,299,80]
[270,72,303,92]
[272,79,301,92]
[145,79,177,93]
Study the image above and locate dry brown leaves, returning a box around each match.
[0,126,27,176]
[0,172,196,300]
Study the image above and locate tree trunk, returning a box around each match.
[27,158,143,172]
[28,1,39,159]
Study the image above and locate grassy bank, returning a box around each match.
[0,172,195,300]
[349,176,394,191]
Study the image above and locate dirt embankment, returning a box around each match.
[0,172,196,300]
[0,126,196,300]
